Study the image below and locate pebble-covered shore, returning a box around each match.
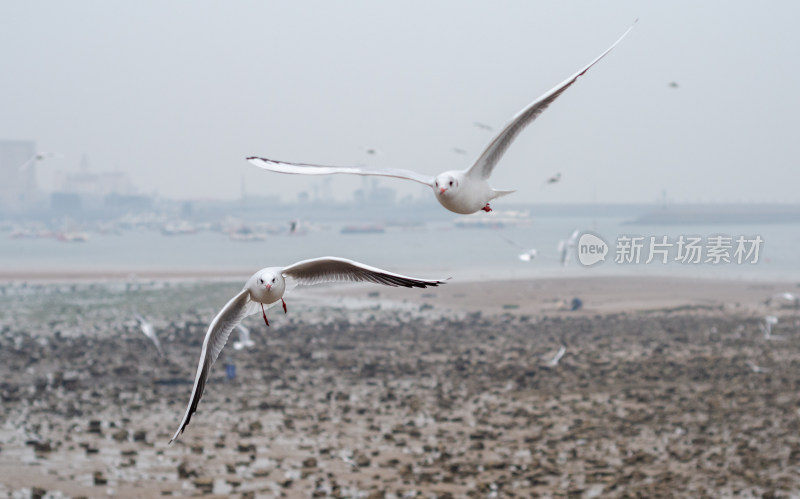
[1,279,799,498]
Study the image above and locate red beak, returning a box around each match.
[266,284,272,290]
[439,188,446,194]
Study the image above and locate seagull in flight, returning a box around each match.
[232,324,255,350]
[18,152,63,171]
[547,345,567,367]
[558,229,581,267]
[248,22,635,215]
[134,313,164,357]
[169,257,445,443]
[500,235,538,262]
[545,172,562,185]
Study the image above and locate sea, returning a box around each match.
[1,215,798,284]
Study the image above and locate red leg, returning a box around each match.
[261,303,270,327]
[482,203,492,212]
[281,298,287,314]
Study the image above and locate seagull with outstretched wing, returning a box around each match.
[169,257,446,443]
[248,21,635,214]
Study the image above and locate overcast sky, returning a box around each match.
[1,1,798,204]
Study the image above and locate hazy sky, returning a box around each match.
[1,1,798,204]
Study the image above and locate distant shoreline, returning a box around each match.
[0,268,252,283]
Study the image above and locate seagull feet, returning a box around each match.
[282,298,287,314]
[482,203,492,212]
[261,303,270,327]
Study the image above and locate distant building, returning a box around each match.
[55,170,136,197]
[52,164,143,213]
[0,140,37,211]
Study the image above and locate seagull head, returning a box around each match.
[249,268,285,302]
[434,173,459,197]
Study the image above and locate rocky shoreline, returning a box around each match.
[1,278,799,497]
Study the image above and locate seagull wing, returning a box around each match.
[17,157,36,171]
[282,256,446,288]
[170,288,252,444]
[247,157,435,187]
[466,21,636,180]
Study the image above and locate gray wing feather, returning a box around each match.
[466,21,635,180]
[282,257,445,288]
[169,288,252,444]
[247,157,435,187]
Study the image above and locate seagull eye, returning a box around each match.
[449,180,453,186]
[258,278,263,284]
[272,278,276,283]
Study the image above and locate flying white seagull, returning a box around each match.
[500,235,538,262]
[134,313,164,357]
[558,229,581,267]
[169,257,445,443]
[232,324,255,351]
[18,152,63,171]
[248,22,635,215]
[547,345,567,367]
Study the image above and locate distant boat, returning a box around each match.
[56,232,89,242]
[454,209,530,230]
[161,222,197,235]
[340,224,385,234]
[454,219,505,230]
[229,226,266,241]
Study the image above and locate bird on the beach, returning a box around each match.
[134,313,164,357]
[248,22,635,215]
[169,257,445,443]
[761,315,782,341]
[746,360,769,374]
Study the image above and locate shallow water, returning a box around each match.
[0,216,796,282]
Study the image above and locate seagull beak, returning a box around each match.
[266,284,272,290]
[439,187,446,194]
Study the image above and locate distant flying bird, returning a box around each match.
[232,324,254,351]
[358,146,382,156]
[169,257,445,443]
[500,235,538,262]
[558,229,580,266]
[545,172,562,184]
[452,147,468,155]
[134,313,164,357]
[547,345,567,367]
[248,22,635,215]
[668,81,679,89]
[473,121,494,131]
[18,152,63,171]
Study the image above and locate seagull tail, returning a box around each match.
[491,189,516,199]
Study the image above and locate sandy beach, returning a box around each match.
[1,274,799,498]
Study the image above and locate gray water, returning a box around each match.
[0,216,797,282]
